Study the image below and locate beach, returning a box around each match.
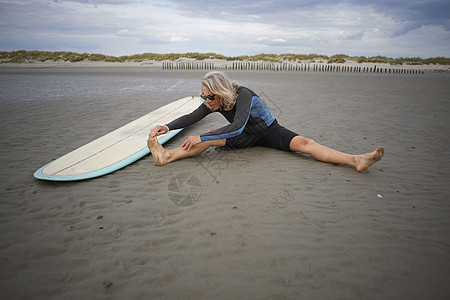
[1,68,449,299]
[1,58,449,74]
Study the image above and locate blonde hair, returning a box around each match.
[202,71,240,111]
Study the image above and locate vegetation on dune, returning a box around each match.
[0,50,449,65]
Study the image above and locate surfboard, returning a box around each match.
[34,96,203,181]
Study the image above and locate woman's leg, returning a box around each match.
[289,136,384,171]
[147,137,226,166]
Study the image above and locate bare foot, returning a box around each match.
[356,146,385,172]
[147,137,168,166]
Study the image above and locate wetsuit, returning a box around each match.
[165,86,298,151]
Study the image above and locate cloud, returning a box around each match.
[337,30,365,41]
[0,0,448,57]
[117,29,129,35]
[170,37,190,42]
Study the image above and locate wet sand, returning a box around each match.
[1,70,449,299]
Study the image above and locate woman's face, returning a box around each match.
[202,85,222,111]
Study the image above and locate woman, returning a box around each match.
[148,71,384,171]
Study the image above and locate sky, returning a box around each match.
[0,0,449,58]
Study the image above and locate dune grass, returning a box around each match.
[1,50,448,65]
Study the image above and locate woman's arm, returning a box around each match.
[165,103,212,130]
[199,88,253,142]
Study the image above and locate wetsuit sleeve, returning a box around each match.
[199,88,252,142]
[165,103,212,131]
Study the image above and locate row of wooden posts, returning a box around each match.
[162,61,424,74]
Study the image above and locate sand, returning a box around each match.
[1,59,449,74]
[1,69,449,299]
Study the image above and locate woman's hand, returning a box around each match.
[149,125,169,138]
[182,135,202,151]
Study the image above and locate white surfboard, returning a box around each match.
[34,96,203,181]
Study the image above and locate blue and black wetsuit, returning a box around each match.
[166,86,298,151]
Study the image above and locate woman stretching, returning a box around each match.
[147,71,384,171]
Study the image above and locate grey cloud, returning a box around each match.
[350,0,450,30]
[172,0,450,34]
[1,0,448,57]
[337,29,365,41]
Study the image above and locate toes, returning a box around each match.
[375,147,385,160]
